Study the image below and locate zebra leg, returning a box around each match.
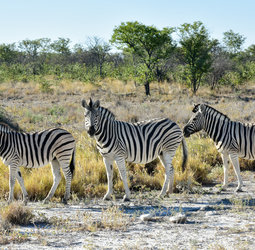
[8,165,17,204]
[221,152,230,190]
[159,152,174,197]
[61,162,73,204]
[16,169,29,205]
[103,157,114,201]
[43,159,61,204]
[115,158,131,202]
[229,154,243,192]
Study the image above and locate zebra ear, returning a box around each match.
[192,104,199,113]
[93,100,100,110]
[89,98,93,108]
[199,104,206,112]
[81,99,89,109]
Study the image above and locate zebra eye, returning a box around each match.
[85,111,90,117]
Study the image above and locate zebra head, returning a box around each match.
[81,98,101,137]
[183,104,206,137]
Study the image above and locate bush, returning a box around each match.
[220,71,242,86]
[1,202,34,226]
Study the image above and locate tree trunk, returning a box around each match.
[144,81,150,96]
[192,76,197,94]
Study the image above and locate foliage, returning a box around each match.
[0,21,254,94]
[111,21,176,95]
[0,43,18,64]
[223,29,246,54]
[206,44,233,89]
[178,21,216,93]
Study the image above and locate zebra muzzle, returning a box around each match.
[183,126,191,138]
[88,126,95,136]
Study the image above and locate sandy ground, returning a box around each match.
[1,171,255,250]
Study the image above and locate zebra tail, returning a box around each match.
[69,148,76,178]
[181,138,188,172]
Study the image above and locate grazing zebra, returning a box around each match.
[183,103,253,192]
[82,98,188,201]
[0,120,76,204]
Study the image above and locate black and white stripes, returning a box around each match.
[0,124,75,204]
[183,103,253,192]
[82,98,188,201]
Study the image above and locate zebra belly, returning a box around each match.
[1,157,48,168]
[126,158,158,165]
[125,153,159,164]
[19,159,51,168]
[238,152,255,160]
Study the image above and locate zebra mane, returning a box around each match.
[99,106,116,120]
[203,104,230,121]
[0,109,22,132]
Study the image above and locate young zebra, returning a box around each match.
[82,98,188,201]
[183,103,253,192]
[0,121,76,204]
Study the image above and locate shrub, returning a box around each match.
[1,202,34,226]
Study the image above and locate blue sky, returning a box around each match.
[1,0,254,49]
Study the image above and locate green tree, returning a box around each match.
[50,38,71,56]
[111,21,175,95]
[223,29,246,54]
[86,36,111,77]
[18,38,52,74]
[178,21,215,94]
[0,43,18,64]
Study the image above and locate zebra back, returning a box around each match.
[0,127,76,170]
[90,105,183,164]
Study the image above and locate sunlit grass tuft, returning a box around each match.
[83,205,131,232]
[1,202,34,226]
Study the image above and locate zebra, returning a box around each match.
[183,103,253,192]
[0,120,76,204]
[82,98,188,201]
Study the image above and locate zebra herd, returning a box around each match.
[0,99,254,204]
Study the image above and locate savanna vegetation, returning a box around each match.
[0,21,255,96]
[0,20,255,202]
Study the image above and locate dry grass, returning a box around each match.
[0,78,255,201]
[83,205,131,232]
[0,202,34,225]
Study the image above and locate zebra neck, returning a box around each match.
[204,112,229,142]
[94,117,116,146]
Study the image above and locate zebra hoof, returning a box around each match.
[158,192,166,199]
[122,195,130,202]
[22,196,29,206]
[235,188,243,193]
[103,195,111,201]
[42,199,49,204]
[62,198,68,205]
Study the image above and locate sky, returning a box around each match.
[1,0,255,49]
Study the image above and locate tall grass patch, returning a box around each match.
[0,133,228,201]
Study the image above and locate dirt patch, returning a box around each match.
[1,172,255,249]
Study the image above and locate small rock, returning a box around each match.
[140,214,153,221]
[205,211,218,216]
[169,213,187,224]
